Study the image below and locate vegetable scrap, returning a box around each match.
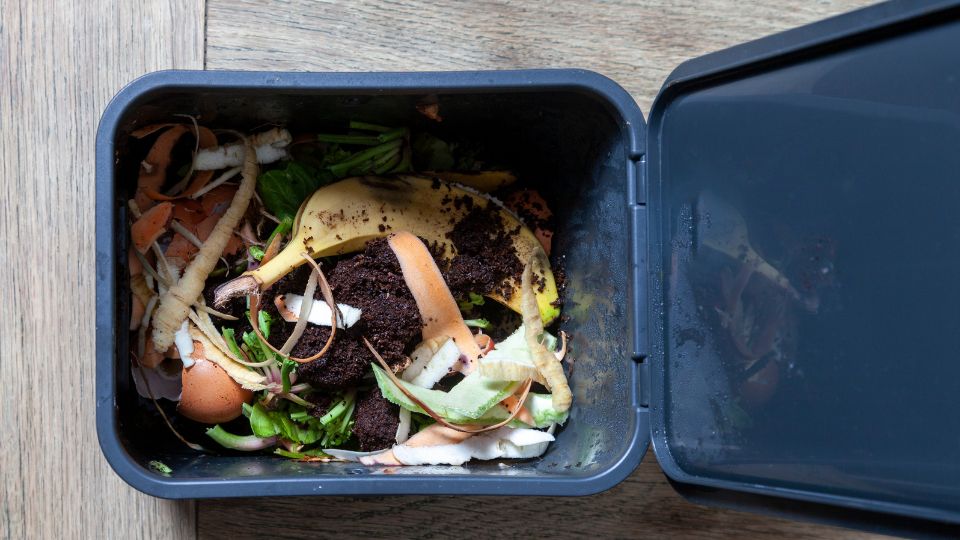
[148,460,173,475]
[125,117,571,466]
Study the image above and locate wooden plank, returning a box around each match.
[0,1,204,539]
[206,0,874,113]
[198,455,880,539]
[200,1,887,538]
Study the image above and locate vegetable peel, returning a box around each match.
[521,263,572,412]
[151,141,258,352]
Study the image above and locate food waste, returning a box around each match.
[126,119,572,465]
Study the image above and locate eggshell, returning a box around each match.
[178,342,252,424]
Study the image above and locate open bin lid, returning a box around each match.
[643,0,960,529]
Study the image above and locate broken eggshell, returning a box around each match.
[132,359,183,402]
[178,344,253,424]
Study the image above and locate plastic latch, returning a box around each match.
[629,156,649,408]
[629,153,647,205]
[630,204,648,361]
[639,358,650,409]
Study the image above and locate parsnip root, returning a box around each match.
[151,141,258,352]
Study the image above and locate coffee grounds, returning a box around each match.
[306,392,333,419]
[444,204,523,300]
[294,238,423,389]
[351,388,400,451]
[504,189,555,236]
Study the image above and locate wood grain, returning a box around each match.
[0,1,897,539]
[0,1,203,539]
[198,454,882,540]
[206,0,875,114]
[200,1,884,539]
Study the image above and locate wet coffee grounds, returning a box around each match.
[444,203,523,300]
[293,238,423,389]
[351,389,400,451]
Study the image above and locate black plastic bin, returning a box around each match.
[96,0,960,534]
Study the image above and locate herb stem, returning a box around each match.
[329,139,402,178]
[316,134,381,146]
[206,425,277,451]
[348,121,392,133]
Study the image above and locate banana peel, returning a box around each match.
[215,175,560,324]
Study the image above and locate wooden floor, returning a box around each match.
[1,1,887,538]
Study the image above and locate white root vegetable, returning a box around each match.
[193,128,291,170]
[151,141,258,352]
[323,448,391,462]
[361,426,555,466]
[274,294,362,329]
[396,408,412,444]
[402,338,461,389]
[173,321,195,368]
[189,166,241,199]
[521,262,572,412]
[401,337,447,383]
[187,307,248,366]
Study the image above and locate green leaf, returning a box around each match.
[316,394,351,426]
[241,332,263,362]
[275,414,299,442]
[463,318,491,329]
[249,402,280,438]
[265,215,294,247]
[274,447,331,460]
[372,364,517,421]
[257,162,324,220]
[241,328,272,363]
[248,245,265,261]
[318,145,352,168]
[274,448,307,459]
[458,292,485,312]
[289,409,311,422]
[525,393,569,427]
[411,132,455,170]
[205,425,276,451]
[281,359,295,393]
[222,328,243,360]
[258,310,274,339]
[148,460,172,475]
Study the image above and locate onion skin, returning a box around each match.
[178,355,252,424]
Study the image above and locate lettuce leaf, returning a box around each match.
[256,161,324,220]
[373,364,517,421]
